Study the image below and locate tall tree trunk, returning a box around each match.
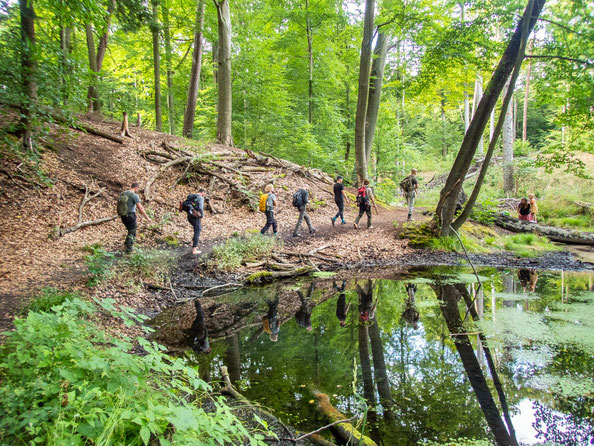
[473,74,484,155]
[522,39,534,141]
[214,0,233,145]
[344,76,351,161]
[85,0,115,113]
[19,0,37,152]
[364,30,388,164]
[368,317,395,421]
[162,0,175,135]
[464,87,470,132]
[182,0,205,138]
[59,26,71,105]
[502,79,514,195]
[434,0,544,237]
[452,0,536,231]
[151,0,163,132]
[440,90,447,158]
[306,0,313,124]
[353,0,375,184]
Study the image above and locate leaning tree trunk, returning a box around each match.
[434,0,544,237]
[502,78,515,196]
[353,0,375,184]
[162,0,175,135]
[151,0,163,132]
[19,0,37,152]
[214,0,233,146]
[182,0,205,138]
[364,30,389,165]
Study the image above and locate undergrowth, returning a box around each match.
[399,221,558,257]
[210,233,282,271]
[0,297,271,445]
[18,287,82,315]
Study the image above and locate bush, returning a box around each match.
[210,233,282,271]
[0,298,270,445]
[18,287,81,315]
[119,249,177,281]
[83,245,115,287]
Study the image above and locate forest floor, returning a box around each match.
[0,112,591,333]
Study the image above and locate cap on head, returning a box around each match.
[336,175,343,181]
[411,169,417,175]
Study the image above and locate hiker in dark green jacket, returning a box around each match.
[117,182,151,252]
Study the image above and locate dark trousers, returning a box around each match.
[188,215,202,247]
[334,201,345,221]
[261,210,278,234]
[121,213,137,252]
[354,206,372,227]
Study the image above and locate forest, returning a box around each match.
[0,0,593,445]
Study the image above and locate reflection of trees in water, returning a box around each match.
[436,283,517,446]
[533,400,593,445]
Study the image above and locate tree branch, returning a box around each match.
[525,54,592,65]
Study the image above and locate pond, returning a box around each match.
[151,267,594,445]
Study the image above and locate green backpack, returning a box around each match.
[117,192,132,217]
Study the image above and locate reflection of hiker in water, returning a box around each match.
[295,283,314,331]
[400,283,420,330]
[356,280,376,322]
[519,269,538,293]
[186,300,211,354]
[334,281,350,327]
[262,296,280,342]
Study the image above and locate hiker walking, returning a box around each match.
[117,182,151,252]
[292,186,316,237]
[181,189,205,255]
[353,180,377,229]
[331,175,348,226]
[400,169,419,221]
[259,184,278,235]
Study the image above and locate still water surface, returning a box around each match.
[153,268,594,445]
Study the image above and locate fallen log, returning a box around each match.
[314,392,377,446]
[494,213,594,245]
[245,266,314,284]
[574,201,593,210]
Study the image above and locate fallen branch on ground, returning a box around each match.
[494,213,594,245]
[51,184,117,239]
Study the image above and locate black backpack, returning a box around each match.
[292,189,305,208]
[356,186,370,208]
[400,176,414,193]
[181,194,201,216]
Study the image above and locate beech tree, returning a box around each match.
[19,0,36,151]
[434,0,545,237]
[162,0,175,134]
[353,0,375,183]
[182,0,205,139]
[214,0,233,146]
[151,0,163,131]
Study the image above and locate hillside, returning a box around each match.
[0,115,413,330]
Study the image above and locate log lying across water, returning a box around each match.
[494,213,594,245]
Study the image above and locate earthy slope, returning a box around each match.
[0,115,412,330]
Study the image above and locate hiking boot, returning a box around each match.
[331,217,336,226]
[192,247,202,255]
[341,220,346,225]
[293,233,300,237]
[309,228,317,234]
[353,222,358,229]
[368,225,374,229]
[407,214,412,221]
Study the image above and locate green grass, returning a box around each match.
[18,287,82,315]
[210,233,282,271]
[501,233,560,257]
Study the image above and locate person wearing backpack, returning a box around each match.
[260,184,278,235]
[400,169,419,221]
[331,175,348,226]
[353,180,377,229]
[181,189,205,255]
[117,182,151,253]
[292,186,316,237]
